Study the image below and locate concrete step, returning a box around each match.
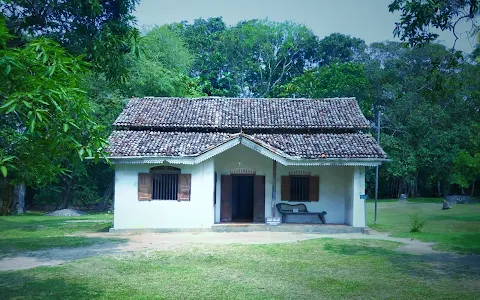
[211,223,363,234]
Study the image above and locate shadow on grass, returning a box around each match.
[322,239,480,280]
[0,270,105,299]
[0,236,122,258]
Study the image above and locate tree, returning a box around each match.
[317,33,367,65]
[272,62,373,114]
[122,26,203,97]
[1,0,140,82]
[0,18,107,214]
[222,19,319,97]
[365,41,474,197]
[389,0,480,47]
[451,151,480,196]
[169,17,233,96]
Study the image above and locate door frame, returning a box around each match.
[220,174,265,223]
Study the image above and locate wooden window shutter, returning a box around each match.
[220,175,232,222]
[138,173,152,201]
[177,174,191,201]
[281,176,290,201]
[309,176,319,202]
[253,176,266,222]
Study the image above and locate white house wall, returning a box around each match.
[275,164,349,224]
[213,144,362,226]
[214,144,273,223]
[113,159,215,229]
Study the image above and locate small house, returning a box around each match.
[107,97,387,230]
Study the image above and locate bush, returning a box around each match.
[409,213,428,232]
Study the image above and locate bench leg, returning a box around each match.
[318,214,326,224]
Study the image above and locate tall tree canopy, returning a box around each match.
[389,0,480,47]
[172,18,318,97]
[317,33,367,65]
[222,19,318,97]
[0,17,109,213]
[122,25,202,97]
[1,0,140,82]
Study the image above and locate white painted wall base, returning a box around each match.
[113,144,368,229]
[113,160,214,229]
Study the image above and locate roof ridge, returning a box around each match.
[130,96,357,101]
[116,96,370,130]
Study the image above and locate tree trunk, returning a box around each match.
[437,180,441,197]
[0,178,13,215]
[13,183,26,214]
[60,177,74,209]
[471,181,475,197]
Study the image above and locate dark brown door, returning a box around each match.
[253,176,265,222]
[220,175,232,222]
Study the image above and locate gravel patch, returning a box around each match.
[45,209,87,217]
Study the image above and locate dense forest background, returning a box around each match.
[0,1,479,214]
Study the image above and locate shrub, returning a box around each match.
[409,213,428,232]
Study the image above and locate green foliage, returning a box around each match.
[172,18,318,97]
[0,19,107,187]
[1,0,140,82]
[317,33,367,65]
[122,26,203,97]
[364,41,476,197]
[389,0,480,47]
[409,212,428,232]
[169,17,234,96]
[450,151,480,188]
[222,19,318,97]
[272,62,373,114]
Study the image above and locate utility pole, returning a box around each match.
[374,110,380,224]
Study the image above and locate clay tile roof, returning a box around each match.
[113,97,370,130]
[249,133,388,159]
[107,131,387,159]
[107,131,235,157]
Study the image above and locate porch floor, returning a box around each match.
[211,223,364,234]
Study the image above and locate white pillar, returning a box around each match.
[352,166,366,227]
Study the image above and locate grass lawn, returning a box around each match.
[1,238,479,299]
[367,197,445,203]
[367,200,480,254]
[0,212,114,257]
[1,204,480,299]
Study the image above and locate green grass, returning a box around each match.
[366,197,445,203]
[368,201,480,254]
[0,212,114,257]
[1,238,479,299]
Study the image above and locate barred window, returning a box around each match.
[281,175,319,202]
[151,166,180,200]
[290,176,309,202]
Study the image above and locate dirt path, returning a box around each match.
[0,231,478,271]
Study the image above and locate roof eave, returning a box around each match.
[109,133,389,167]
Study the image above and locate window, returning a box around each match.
[151,166,180,200]
[152,173,178,200]
[290,176,309,201]
[281,175,319,202]
[138,167,191,201]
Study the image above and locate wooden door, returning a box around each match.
[253,176,265,222]
[220,175,232,222]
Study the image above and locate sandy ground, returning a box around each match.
[1,231,479,272]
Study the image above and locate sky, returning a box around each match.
[134,0,476,53]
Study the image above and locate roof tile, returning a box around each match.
[107,131,386,159]
[114,97,370,130]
